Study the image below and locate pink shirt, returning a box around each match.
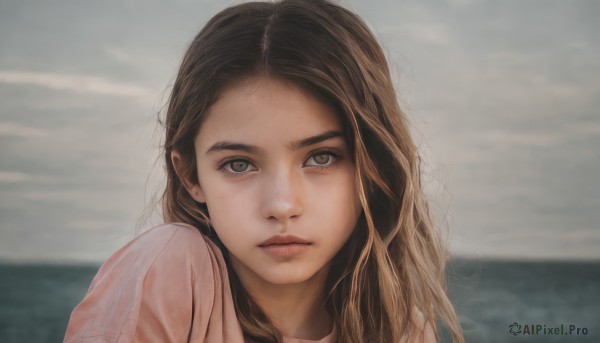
[64,223,336,343]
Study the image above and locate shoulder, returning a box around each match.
[410,307,437,343]
[80,222,217,296]
[133,222,221,285]
[105,222,214,272]
[64,223,220,342]
[133,222,211,255]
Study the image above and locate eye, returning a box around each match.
[221,159,257,174]
[305,151,338,167]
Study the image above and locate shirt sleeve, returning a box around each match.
[63,224,216,343]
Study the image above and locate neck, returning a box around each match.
[231,258,333,340]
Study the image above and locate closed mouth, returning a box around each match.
[258,235,312,247]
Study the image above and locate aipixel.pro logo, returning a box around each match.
[509,322,589,336]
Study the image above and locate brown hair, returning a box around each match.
[161,0,464,342]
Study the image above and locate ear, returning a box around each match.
[171,150,207,203]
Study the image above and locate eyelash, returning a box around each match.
[305,149,340,170]
[217,149,342,176]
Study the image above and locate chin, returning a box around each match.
[263,272,312,286]
[259,266,320,285]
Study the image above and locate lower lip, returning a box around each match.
[259,243,312,257]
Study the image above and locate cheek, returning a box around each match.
[201,184,256,242]
[312,172,362,230]
[197,163,252,227]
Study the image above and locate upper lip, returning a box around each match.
[258,235,311,246]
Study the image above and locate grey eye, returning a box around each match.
[228,160,251,173]
[313,153,331,165]
[306,152,336,167]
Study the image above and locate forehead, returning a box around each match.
[196,77,342,147]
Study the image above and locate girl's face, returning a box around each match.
[184,76,362,287]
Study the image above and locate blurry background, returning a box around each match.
[0,0,598,342]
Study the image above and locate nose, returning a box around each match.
[260,165,304,223]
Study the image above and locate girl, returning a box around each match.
[64,0,464,342]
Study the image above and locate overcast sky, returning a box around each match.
[1,0,598,263]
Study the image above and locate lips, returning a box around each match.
[258,235,312,258]
[258,235,311,247]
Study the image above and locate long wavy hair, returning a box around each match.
[160,0,464,342]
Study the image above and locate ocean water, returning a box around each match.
[0,259,598,342]
[443,259,599,343]
[0,263,97,342]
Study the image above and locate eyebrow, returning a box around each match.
[205,130,344,155]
